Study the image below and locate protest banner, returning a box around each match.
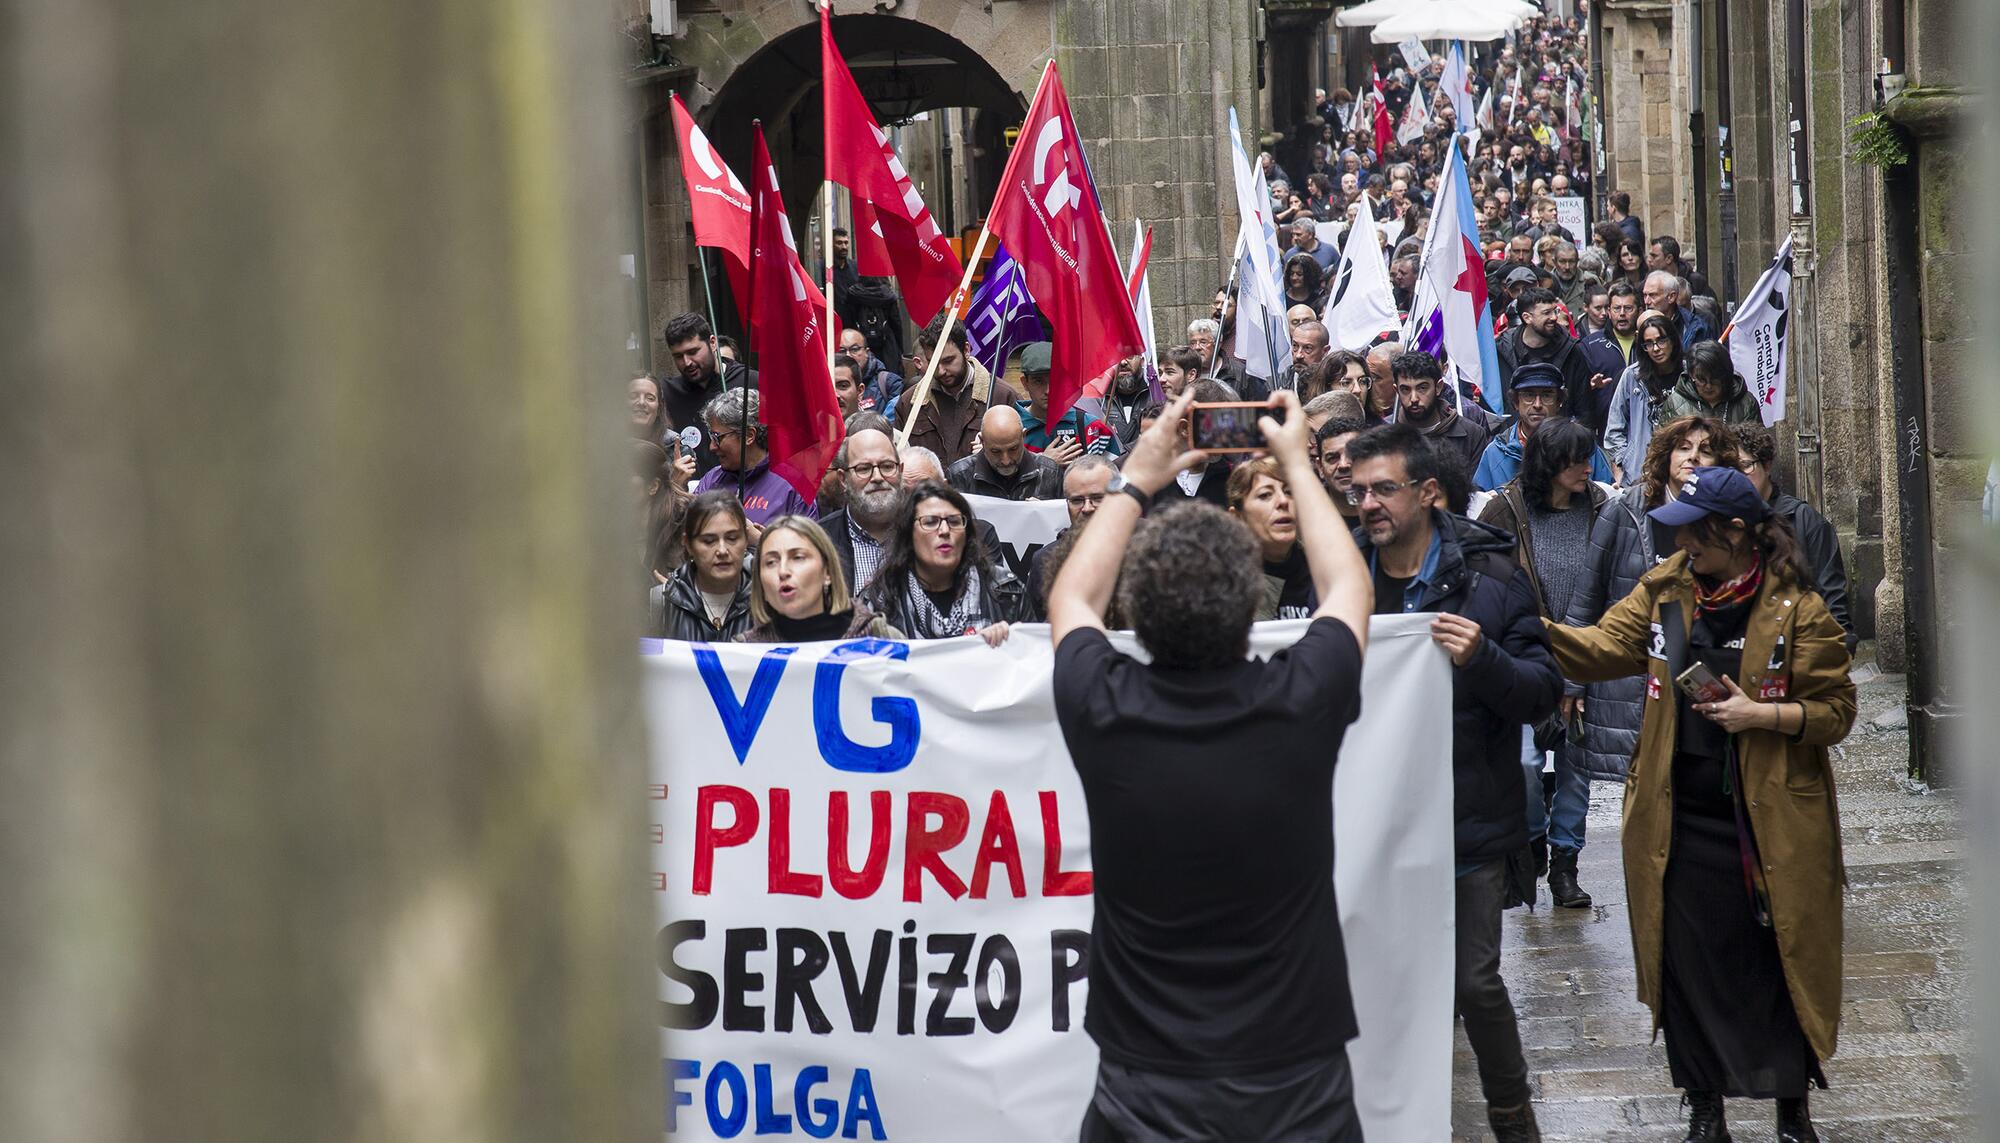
[1553,195,1589,247]
[644,616,1455,1141]
[964,493,1069,582]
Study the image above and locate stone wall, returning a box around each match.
[1600,0,1690,243]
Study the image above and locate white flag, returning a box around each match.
[1724,236,1796,426]
[1125,219,1162,398]
[1396,88,1430,145]
[1324,195,1402,352]
[1227,107,1292,384]
[1398,37,1430,75]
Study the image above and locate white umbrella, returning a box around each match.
[1369,0,1528,43]
[1342,0,1539,27]
[1335,0,1428,28]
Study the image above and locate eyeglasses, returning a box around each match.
[1641,337,1672,349]
[915,513,968,533]
[847,460,902,479]
[1344,479,1419,505]
[1065,493,1107,508]
[1516,390,1561,408]
[840,343,868,357]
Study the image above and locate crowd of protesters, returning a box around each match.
[632,11,1858,1142]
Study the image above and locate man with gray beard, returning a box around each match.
[816,427,905,595]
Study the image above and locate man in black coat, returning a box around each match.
[662,311,755,476]
[945,406,1064,501]
[1345,423,1561,1143]
[1496,288,1598,434]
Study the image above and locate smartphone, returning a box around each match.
[1190,401,1275,453]
[1675,662,1731,704]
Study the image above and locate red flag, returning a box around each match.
[669,93,752,305]
[822,8,964,324]
[749,125,844,500]
[1371,67,1393,159]
[985,62,1144,427]
[851,200,894,276]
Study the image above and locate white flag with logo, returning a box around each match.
[1396,87,1430,145]
[1724,235,1795,426]
[1227,106,1292,384]
[1324,194,1401,352]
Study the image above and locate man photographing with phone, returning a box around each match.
[1047,389,1375,1141]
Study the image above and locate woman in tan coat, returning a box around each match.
[1543,466,1856,1143]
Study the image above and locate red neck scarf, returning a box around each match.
[1693,552,1763,615]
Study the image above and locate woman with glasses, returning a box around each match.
[857,481,1021,644]
[737,516,902,643]
[1603,310,1686,485]
[1660,340,1764,427]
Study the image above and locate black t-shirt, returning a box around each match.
[1372,561,1415,615]
[1265,545,1318,620]
[1051,619,1366,1075]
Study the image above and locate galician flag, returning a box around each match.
[1227,106,1291,385]
[1125,220,1164,402]
[1723,235,1796,426]
[1442,43,1476,135]
[1404,142,1502,412]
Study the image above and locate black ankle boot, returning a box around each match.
[1776,1095,1819,1143]
[1486,1100,1542,1143]
[1681,1089,1730,1143]
[1548,846,1592,908]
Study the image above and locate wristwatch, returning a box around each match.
[1106,471,1150,515]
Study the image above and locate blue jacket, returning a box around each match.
[1676,305,1715,348]
[1357,511,1563,864]
[1559,484,1657,782]
[1472,421,1614,491]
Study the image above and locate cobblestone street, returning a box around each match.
[1452,658,1973,1141]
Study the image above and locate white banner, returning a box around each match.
[646,616,1455,1141]
[1726,235,1796,426]
[1399,37,1431,75]
[965,493,1069,582]
[1553,195,1589,247]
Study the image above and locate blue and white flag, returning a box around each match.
[1227,106,1292,385]
[1442,43,1476,136]
[962,243,1046,376]
[1403,142,1502,412]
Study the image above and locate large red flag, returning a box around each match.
[851,200,894,276]
[669,93,752,306]
[821,8,964,324]
[986,62,1145,426]
[749,125,844,500]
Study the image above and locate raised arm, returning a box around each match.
[1047,390,1203,646]
[1260,390,1372,652]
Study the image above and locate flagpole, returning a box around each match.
[895,222,991,450]
[1209,229,1245,381]
[823,181,837,381]
[696,247,721,370]
[742,119,763,509]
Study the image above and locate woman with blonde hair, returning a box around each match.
[737,516,901,643]
[1228,455,1315,620]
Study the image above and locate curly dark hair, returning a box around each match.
[860,480,993,602]
[1641,415,1742,506]
[1520,416,1599,511]
[1678,512,1812,586]
[1116,502,1262,669]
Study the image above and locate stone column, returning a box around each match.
[0,2,659,1139]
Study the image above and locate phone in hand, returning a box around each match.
[1190,401,1276,453]
[1675,662,1731,704]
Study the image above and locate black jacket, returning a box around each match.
[662,360,756,476]
[1145,463,1231,510]
[653,564,754,642]
[1496,326,1597,431]
[1358,511,1562,864]
[945,451,1064,501]
[1772,490,1857,653]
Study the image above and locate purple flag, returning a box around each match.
[962,244,1046,376]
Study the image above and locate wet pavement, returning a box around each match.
[1450,659,1974,1141]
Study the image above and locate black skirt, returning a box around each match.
[1660,747,1826,1099]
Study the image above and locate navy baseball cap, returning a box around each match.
[1648,465,1770,527]
[1509,362,1564,390]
